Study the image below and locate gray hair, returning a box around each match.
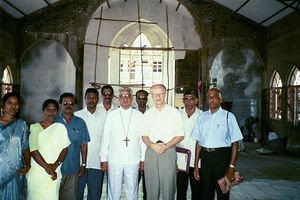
[118,87,133,95]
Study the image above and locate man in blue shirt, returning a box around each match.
[191,88,243,200]
[55,93,90,200]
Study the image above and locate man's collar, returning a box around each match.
[209,106,222,115]
[154,103,167,112]
[120,106,132,111]
[182,106,200,116]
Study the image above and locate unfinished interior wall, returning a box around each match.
[20,39,76,123]
[263,12,300,153]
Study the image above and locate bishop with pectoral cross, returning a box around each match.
[100,87,146,200]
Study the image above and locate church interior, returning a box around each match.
[0,0,299,157]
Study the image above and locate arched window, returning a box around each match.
[1,66,13,97]
[119,33,163,87]
[270,70,282,120]
[287,66,300,124]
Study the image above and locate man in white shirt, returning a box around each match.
[141,84,184,200]
[177,90,203,200]
[98,85,117,114]
[75,88,106,200]
[191,88,243,200]
[100,87,145,200]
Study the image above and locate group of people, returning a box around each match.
[0,83,243,200]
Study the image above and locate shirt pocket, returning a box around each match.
[215,120,228,137]
[68,127,81,143]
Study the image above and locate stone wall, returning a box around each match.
[0,9,19,87]
[263,11,300,154]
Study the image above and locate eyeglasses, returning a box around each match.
[102,92,113,97]
[119,94,132,99]
[62,101,75,106]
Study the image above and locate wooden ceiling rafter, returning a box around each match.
[93,17,158,24]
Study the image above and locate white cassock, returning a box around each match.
[100,107,146,200]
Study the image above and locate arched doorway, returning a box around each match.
[84,0,201,107]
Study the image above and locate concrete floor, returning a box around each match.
[95,142,300,200]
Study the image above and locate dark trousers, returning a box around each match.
[177,167,202,200]
[77,168,104,200]
[200,148,231,200]
[59,174,79,200]
[138,171,147,200]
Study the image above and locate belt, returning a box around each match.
[202,147,230,152]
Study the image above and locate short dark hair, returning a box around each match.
[59,93,77,104]
[42,99,59,111]
[85,88,99,97]
[101,85,114,95]
[183,90,198,98]
[2,92,21,106]
[136,90,148,97]
[2,92,21,118]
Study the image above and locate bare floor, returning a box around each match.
[92,142,300,200]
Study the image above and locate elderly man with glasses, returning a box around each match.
[55,93,90,200]
[100,87,146,200]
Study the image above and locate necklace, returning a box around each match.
[119,110,133,147]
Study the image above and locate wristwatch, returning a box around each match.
[81,163,86,167]
[164,143,168,150]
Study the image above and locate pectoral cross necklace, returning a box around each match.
[120,110,133,147]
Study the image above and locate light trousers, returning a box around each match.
[144,146,177,200]
[108,162,140,200]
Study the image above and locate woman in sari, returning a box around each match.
[27,99,70,200]
[0,92,31,200]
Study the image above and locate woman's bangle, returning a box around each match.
[229,164,235,168]
[55,161,61,165]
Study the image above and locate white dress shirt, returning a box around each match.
[177,107,202,167]
[100,107,145,164]
[140,104,184,143]
[191,107,243,148]
[97,102,117,116]
[75,107,106,169]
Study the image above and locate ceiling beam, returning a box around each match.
[260,0,297,24]
[43,0,51,6]
[93,17,157,24]
[276,0,300,12]
[84,42,198,51]
[176,2,181,11]
[235,0,250,13]
[3,0,26,16]
[107,0,111,8]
